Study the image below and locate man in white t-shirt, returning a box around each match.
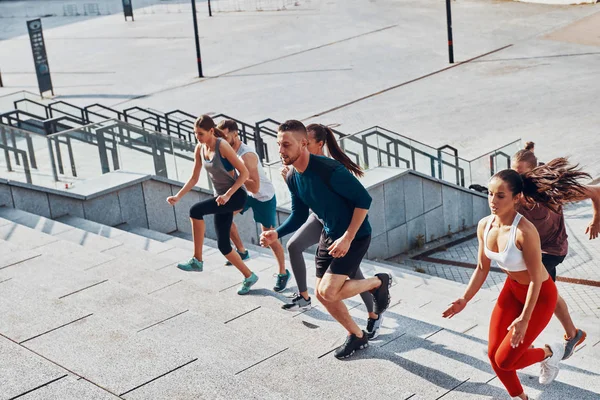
[217,120,290,292]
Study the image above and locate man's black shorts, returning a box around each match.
[315,232,371,279]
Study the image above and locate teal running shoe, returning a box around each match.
[177,257,203,272]
[237,272,259,295]
[273,269,291,292]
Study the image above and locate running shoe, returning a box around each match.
[334,331,369,359]
[177,257,203,272]
[539,342,564,385]
[366,315,384,339]
[282,293,312,311]
[237,272,259,295]
[562,329,586,360]
[372,273,392,315]
[273,269,291,292]
[225,249,250,266]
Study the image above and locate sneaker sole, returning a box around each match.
[375,273,393,314]
[563,330,586,360]
[177,266,203,272]
[282,304,312,311]
[334,343,369,359]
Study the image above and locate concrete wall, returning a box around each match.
[0,169,489,261]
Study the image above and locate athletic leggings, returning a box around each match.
[189,189,247,256]
[286,213,374,313]
[488,277,557,397]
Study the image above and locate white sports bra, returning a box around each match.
[483,213,527,272]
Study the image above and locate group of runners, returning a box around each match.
[166,117,599,399]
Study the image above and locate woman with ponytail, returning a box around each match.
[279,124,383,340]
[443,160,596,400]
[166,115,260,295]
[511,150,600,362]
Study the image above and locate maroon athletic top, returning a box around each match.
[517,203,568,256]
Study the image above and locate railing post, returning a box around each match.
[65,136,77,177]
[0,127,13,172]
[46,137,59,182]
[254,122,265,162]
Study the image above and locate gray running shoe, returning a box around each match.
[282,293,311,311]
[563,329,586,360]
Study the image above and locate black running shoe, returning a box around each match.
[372,273,392,315]
[366,315,383,339]
[334,331,369,359]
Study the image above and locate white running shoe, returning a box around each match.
[539,342,564,384]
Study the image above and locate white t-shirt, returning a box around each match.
[236,142,275,202]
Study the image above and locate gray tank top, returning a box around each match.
[201,138,241,196]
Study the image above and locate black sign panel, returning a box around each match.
[122,0,134,20]
[27,19,54,96]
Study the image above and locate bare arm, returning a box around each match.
[461,217,492,302]
[443,217,491,318]
[240,152,261,194]
[220,140,249,198]
[172,145,202,199]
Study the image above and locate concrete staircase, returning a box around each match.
[1,207,599,400]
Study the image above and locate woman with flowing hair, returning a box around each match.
[443,159,592,400]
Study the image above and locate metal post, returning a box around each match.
[0,69,3,87]
[208,0,212,17]
[446,0,454,64]
[191,0,204,78]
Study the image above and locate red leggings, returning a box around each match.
[488,277,557,397]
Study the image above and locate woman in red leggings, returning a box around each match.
[443,160,591,400]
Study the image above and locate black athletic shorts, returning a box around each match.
[541,253,566,282]
[314,231,371,279]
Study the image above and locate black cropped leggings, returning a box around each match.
[189,189,247,255]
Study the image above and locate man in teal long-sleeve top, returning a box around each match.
[260,120,392,359]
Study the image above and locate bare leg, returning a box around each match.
[555,294,577,338]
[319,275,381,303]
[229,222,247,254]
[223,249,252,278]
[191,218,205,260]
[315,276,363,337]
[262,225,286,275]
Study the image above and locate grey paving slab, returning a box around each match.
[53,228,123,252]
[56,216,175,254]
[24,316,195,396]
[0,222,60,249]
[10,186,51,219]
[59,280,183,332]
[138,311,285,374]
[18,375,121,400]
[0,240,40,270]
[47,194,85,220]
[122,359,280,400]
[0,210,85,247]
[0,280,91,343]
[0,256,109,299]
[117,184,149,229]
[0,335,66,400]
[34,239,115,270]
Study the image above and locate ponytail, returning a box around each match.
[521,158,590,212]
[524,141,535,151]
[494,158,590,213]
[306,124,363,178]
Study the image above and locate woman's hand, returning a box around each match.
[508,316,529,348]
[442,298,467,318]
[166,196,180,206]
[216,193,231,206]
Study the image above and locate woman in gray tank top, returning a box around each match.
[166,115,260,295]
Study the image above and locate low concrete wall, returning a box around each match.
[0,168,490,260]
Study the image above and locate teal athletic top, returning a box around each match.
[276,154,372,241]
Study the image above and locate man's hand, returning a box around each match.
[327,235,352,258]
[260,230,278,247]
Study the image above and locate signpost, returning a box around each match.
[27,19,54,97]
[446,0,454,64]
[122,0,134,21]
[191,0,204,77]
